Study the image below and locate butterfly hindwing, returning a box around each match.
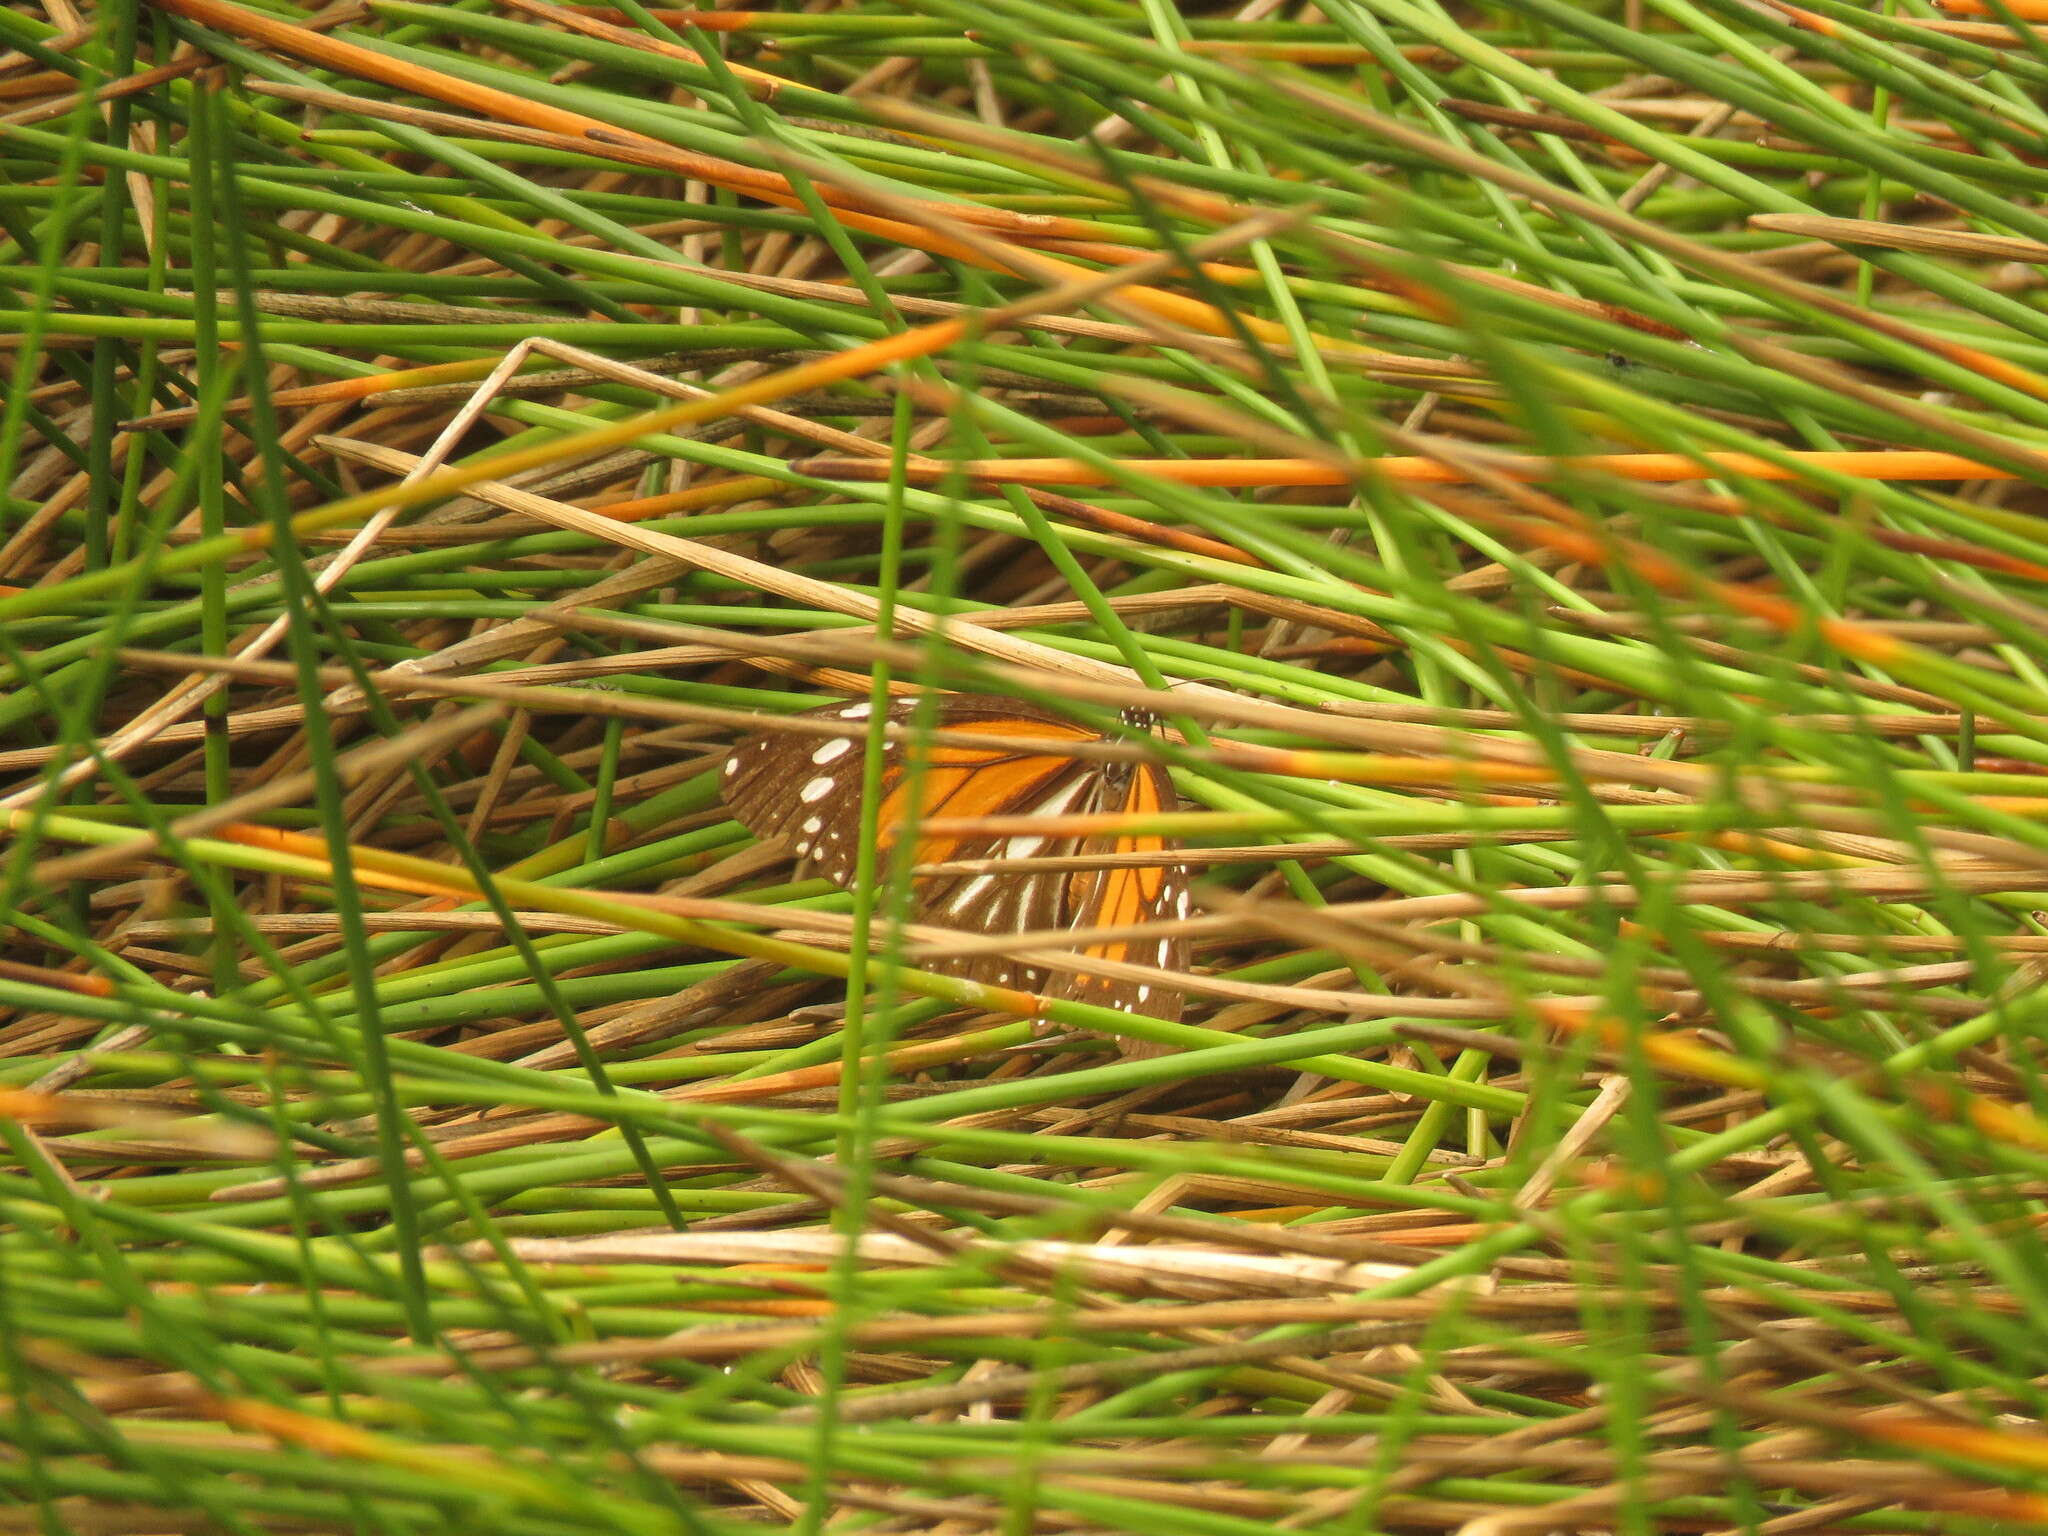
[1044,759,1190,1021]
[722,694,1186,1022]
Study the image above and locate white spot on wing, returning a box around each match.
[1020,776,1091,826]
[802,816,822,835]
[811,737,852,765]
[946,873,998,912]
[841,702,872,718]
[799,775,834,803]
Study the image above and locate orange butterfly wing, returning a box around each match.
[722,694,1188,1022]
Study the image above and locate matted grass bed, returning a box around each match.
[6,0,2048,1529]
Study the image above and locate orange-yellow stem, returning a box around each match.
[911,449,2022,488]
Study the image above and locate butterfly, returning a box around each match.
[721,693,1191,1025]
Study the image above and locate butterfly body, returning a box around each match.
[722,694,1189,1023]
